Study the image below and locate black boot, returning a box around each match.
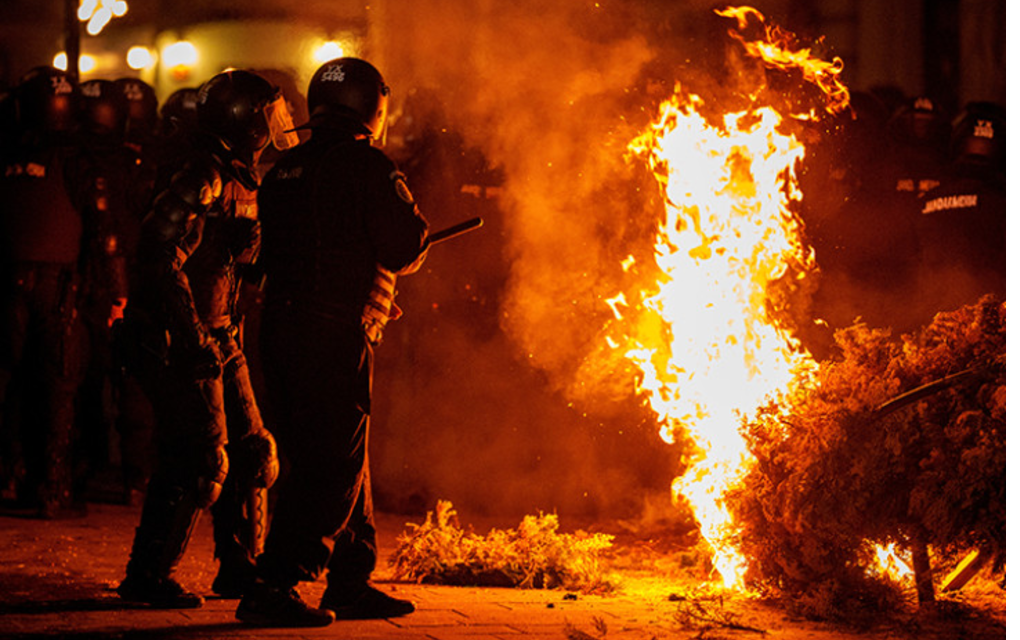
[117,572,204,608]
[120,476,203,607]
[320,582,415,620]
[211,554,257,598]
[236,579,335,627]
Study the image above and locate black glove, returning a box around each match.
[184,336,223,381]
[226,216,260,265]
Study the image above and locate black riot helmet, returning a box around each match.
[159,86,200,137]
[950,101,1005,170]
[888,95,951,150]
[80,78,128,138]
[115,77,159,142]
[196,69,298,165]
[15,66,79,135]
[306,57,390,140]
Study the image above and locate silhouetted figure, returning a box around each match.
[913,101,1005,319]
[115,78,160,158]
[807,94,955,349]
[116,69,292,608]
[68,78,151,504]
[236,57,428,628]
[0,66,85,518]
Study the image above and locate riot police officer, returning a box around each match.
[158,87,200,138]
[913,101,1005,319]
[115,77,160,156]
[0,66,84,518]
[236,57,428,627]
[116,69,293,608]
[68,78,149,502]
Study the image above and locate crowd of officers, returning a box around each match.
[1,69,161,519]
[1,58,429,627]
[803,91,1005,355]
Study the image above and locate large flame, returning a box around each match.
[716,6,851,116]
[606,6,856,588]
[615,90,817,587]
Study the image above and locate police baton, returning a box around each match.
[425,217,484,247]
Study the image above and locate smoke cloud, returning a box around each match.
[332,0,1004,527]
[366,0,717,522]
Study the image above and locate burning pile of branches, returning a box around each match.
[728,296,1005,620]
[391,500,616,593]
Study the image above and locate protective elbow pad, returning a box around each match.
[147,161,224,245]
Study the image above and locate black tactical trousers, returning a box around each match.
[256,304,377,589]
[126,332,263,579]
[0,262,82,512]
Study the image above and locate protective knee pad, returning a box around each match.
[235,428,279,489]
[197,444,229,508]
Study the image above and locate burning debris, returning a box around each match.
[598,5,1004,620]
[729,297,1005,617]
[391,500,616,593]
[380,2,1002,625]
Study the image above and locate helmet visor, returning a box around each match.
[265,95,299,150]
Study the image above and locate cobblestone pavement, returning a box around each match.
[0,502,685,640]
[0,502,1006,639]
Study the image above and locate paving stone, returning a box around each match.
[0,503,1004,640]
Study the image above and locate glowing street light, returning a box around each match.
[163,41,198,67]
[126,46,156,70]
[54,51,98,74]
[163,40,199,80]
[314,41,345,64]
[78,0,128,36]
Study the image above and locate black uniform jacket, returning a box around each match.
[256,125,429,327]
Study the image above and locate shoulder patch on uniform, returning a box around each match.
[392,173,414,204]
